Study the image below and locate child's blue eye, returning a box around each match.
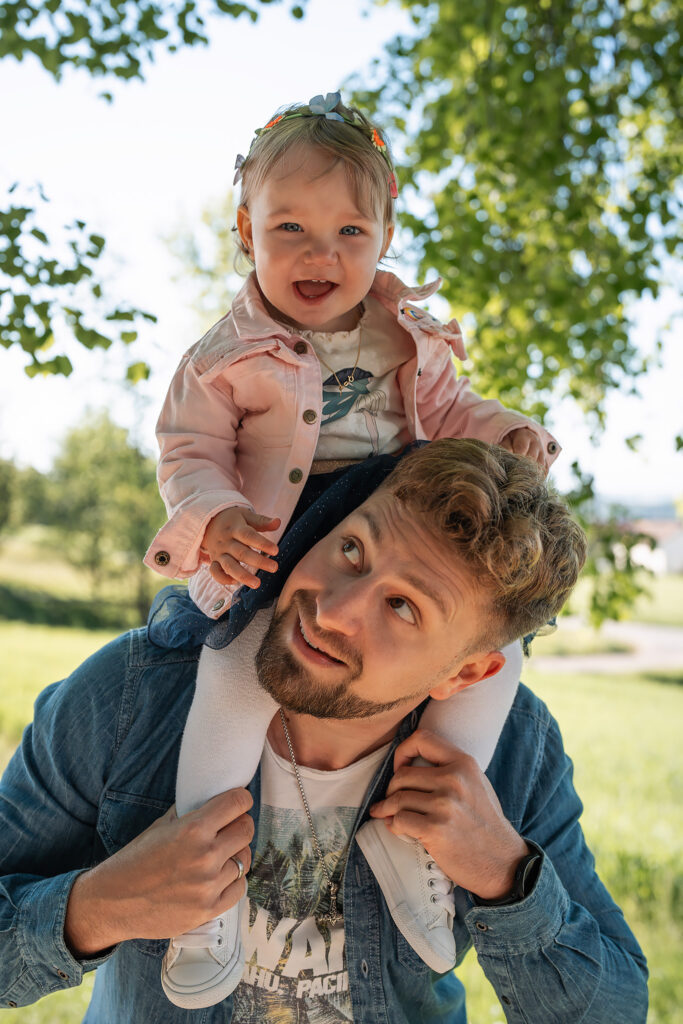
[280,223,302,232]
[340,226,361,236]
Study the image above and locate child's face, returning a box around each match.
[237,146,393,333]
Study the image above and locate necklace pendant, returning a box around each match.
[319,883,340,926]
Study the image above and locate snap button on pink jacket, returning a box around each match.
[145,271,560,618]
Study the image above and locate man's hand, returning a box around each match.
[500,427,546,469]
[369,730,529,900]
[64,789,255,957]
[202,507,281,589]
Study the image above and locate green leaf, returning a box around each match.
[126,361,151,383]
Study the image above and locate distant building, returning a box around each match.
[630,519,683,574]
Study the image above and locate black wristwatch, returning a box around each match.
[472,847,543,907]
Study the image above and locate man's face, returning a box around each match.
[256,491,500,720]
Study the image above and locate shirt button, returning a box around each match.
[475,921,488,932]
[7,1002,17,1008]
[294,341,307,354]
[547,441,559,454]
[303,409,317,424]
[154,550,170,567]
[56,969,69,979]
[502,995,512,1005]
[360,959,369,976]
[212,598,225,612]
[289,468,304,484]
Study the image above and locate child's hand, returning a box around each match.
[501,427,545,469]
[202,507,281,589]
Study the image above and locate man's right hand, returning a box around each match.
[64,788,254,957]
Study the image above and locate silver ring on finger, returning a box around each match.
[230,854,245,880]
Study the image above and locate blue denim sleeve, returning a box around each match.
[0,632,136,1008]
[468,705,649,1023]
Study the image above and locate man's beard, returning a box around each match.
[255,590,417,719]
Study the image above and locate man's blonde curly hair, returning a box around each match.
[382,438,587,651]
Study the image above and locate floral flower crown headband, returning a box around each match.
[233,91,399,199]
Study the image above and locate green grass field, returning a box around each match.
[0,621,681,1023]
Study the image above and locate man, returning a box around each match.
[0,439,647,1022]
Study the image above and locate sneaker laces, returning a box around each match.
[426,860,455,922]
[172,916,225,950]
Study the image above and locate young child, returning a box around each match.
[145,92,561,1009]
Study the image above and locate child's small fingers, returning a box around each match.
[212,556,261,589]
[229,542,279,574]
[209,560,237,586]
[243,511,281,534]
[236,527,279,556]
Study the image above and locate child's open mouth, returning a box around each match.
[294,280,337,300]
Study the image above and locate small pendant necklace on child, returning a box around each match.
[312,305,364,394]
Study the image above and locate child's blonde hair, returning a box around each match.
[234,97,396,262]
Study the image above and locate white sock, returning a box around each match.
[418,640,522,772]
[175,609,279,816]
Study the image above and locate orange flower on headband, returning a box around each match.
[371,128,386,151]
[263,115,284,131]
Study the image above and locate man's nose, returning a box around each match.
[315,579,370,637]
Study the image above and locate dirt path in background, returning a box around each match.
[529,619,683,675]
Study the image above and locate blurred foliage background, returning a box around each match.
[1,0,682,1020]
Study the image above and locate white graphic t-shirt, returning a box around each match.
[301,294,414,460]
[231,737,391,1022]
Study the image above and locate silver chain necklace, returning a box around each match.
[278,709,343,926]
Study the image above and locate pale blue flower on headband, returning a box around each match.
[308,91,344,121]
[233,153,246,185]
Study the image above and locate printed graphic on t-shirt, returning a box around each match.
[321,368,388,456]
[231,804,355,1022]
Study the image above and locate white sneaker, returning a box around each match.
[161,899,245,1008]
[355,820,456,973]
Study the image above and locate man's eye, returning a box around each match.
[280,222,302,232]
[341,539,361,567]
[388,597,416,624]
[340,225,361,236]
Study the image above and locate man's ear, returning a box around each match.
[236,205,253,255]
[429,650,506,701]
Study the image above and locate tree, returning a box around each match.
[50,410,165,619]
[1,0,308,378]
[351,0,681,428]
[0,460,16,534]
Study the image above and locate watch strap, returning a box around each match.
[472,848,542,907]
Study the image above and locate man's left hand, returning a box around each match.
[369,729,529,901]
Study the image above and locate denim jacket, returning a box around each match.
[0,629,648,1022]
